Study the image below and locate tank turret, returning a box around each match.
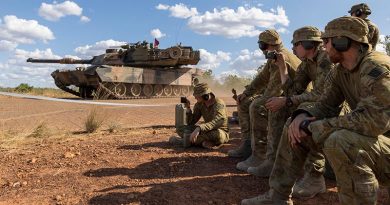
[27,42,202,99]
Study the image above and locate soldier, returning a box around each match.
[253,26,335,199]
[169,83,229,149]
[242,16,390,205]
[230,29,301,173]
[348,3,379,50]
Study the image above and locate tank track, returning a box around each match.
[54,79,81,97]
[96,82,183,100]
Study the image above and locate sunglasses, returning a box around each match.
[293,42,301,47]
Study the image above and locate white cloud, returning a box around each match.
[156,3,198,19]
[150,28,166,39]
[0,40,18,51]
[39,1,89,22]
[228,49,266,76]
[0,15,55,45]
[157,4,289,38]
[74,39,127,57]
[197,49,231,70]
[80,16,90,23]
[0,48,67,87]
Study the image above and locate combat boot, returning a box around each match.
[241,189,293,205]
[182,133,191,148]
[236,154,262,171]
[169,136,183,145]
[227,139,252,159]
[292,173,326,199]
[247,159,274,177]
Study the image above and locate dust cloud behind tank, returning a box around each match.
[26,41,202,99]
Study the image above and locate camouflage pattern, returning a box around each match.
[238,94,260,141]
[27,43,202,98]
[244,46,301,160]
[283,49,334,104]
[297,50,390,204]
[258,29,282,45]
[192,83,212,96]
[322,16,369,44]
[291,26,322,44]
[363,18,380,50]
[348,3,372,15]
[177,97,229,145]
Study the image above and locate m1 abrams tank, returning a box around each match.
[27,41,202,99]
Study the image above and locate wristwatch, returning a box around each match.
[286,97,294,107]
[299,120,312,136]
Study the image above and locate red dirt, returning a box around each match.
[0,95,388,205]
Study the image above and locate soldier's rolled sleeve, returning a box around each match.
[198,103,226,132]
[187,103,202,125]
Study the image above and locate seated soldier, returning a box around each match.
[169,83,229,149]
[241,16,390,205]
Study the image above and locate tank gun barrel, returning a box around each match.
[26,58,92,64]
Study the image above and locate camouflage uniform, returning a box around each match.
[348,3,380,50]
[176,83,229,146]
[236,29,301,171]
[242,16,390,205]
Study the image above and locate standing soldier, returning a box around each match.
[348,3,379,50]
[242,16,390,205]
[230,29,301,173]
[169,83,229,149]
[258,26,335,199]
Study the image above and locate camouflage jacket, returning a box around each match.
[294,51,390,144]
[187,97,228,133]
[243,47,301,98]
[283,49,335,104]
[364,19,380,50]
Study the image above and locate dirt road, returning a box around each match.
[0,95,388,204]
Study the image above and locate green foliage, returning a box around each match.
[382,35,390,56]
[14,83,33,93]
[221,74,252,91]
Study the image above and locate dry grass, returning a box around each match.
[27,121,51,138]
[107,121,121,133]
[85,108,104,133]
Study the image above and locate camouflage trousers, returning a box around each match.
[238,94,261,141]
[176,125,229,146]
[269,118,326,196]
[248,96,269,158]
[323,129,390,205]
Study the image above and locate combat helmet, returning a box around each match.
[322,16,369,44]
[258,29,282,45]
[291,26,322,44]
[348,3,372,16]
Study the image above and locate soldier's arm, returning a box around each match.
[293,61,335,104]
[283,62,311,97]
[243,62,271,96]
[308,67,390,144]
[371,26,380,50]
[198,102,227,132]
[186,103,202,125]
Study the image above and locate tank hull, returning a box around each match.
[51,65,202,99]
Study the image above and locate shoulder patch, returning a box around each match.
[367,67,389,79]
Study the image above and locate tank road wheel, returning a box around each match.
[130,84,142,97]
[142,84,153,97]
[169,46,182,59]
[114,83,127,96]
[154,85,163,97]
[181,86,190,96]
[172,86,181,97]
[163,85,172,96]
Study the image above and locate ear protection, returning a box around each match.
[355,8,363,17]
[301,41,315,50]
[202,93,210,101]
[258,41,269,51]
[331,37,351,52]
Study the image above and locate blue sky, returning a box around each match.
[0,0,389,87]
